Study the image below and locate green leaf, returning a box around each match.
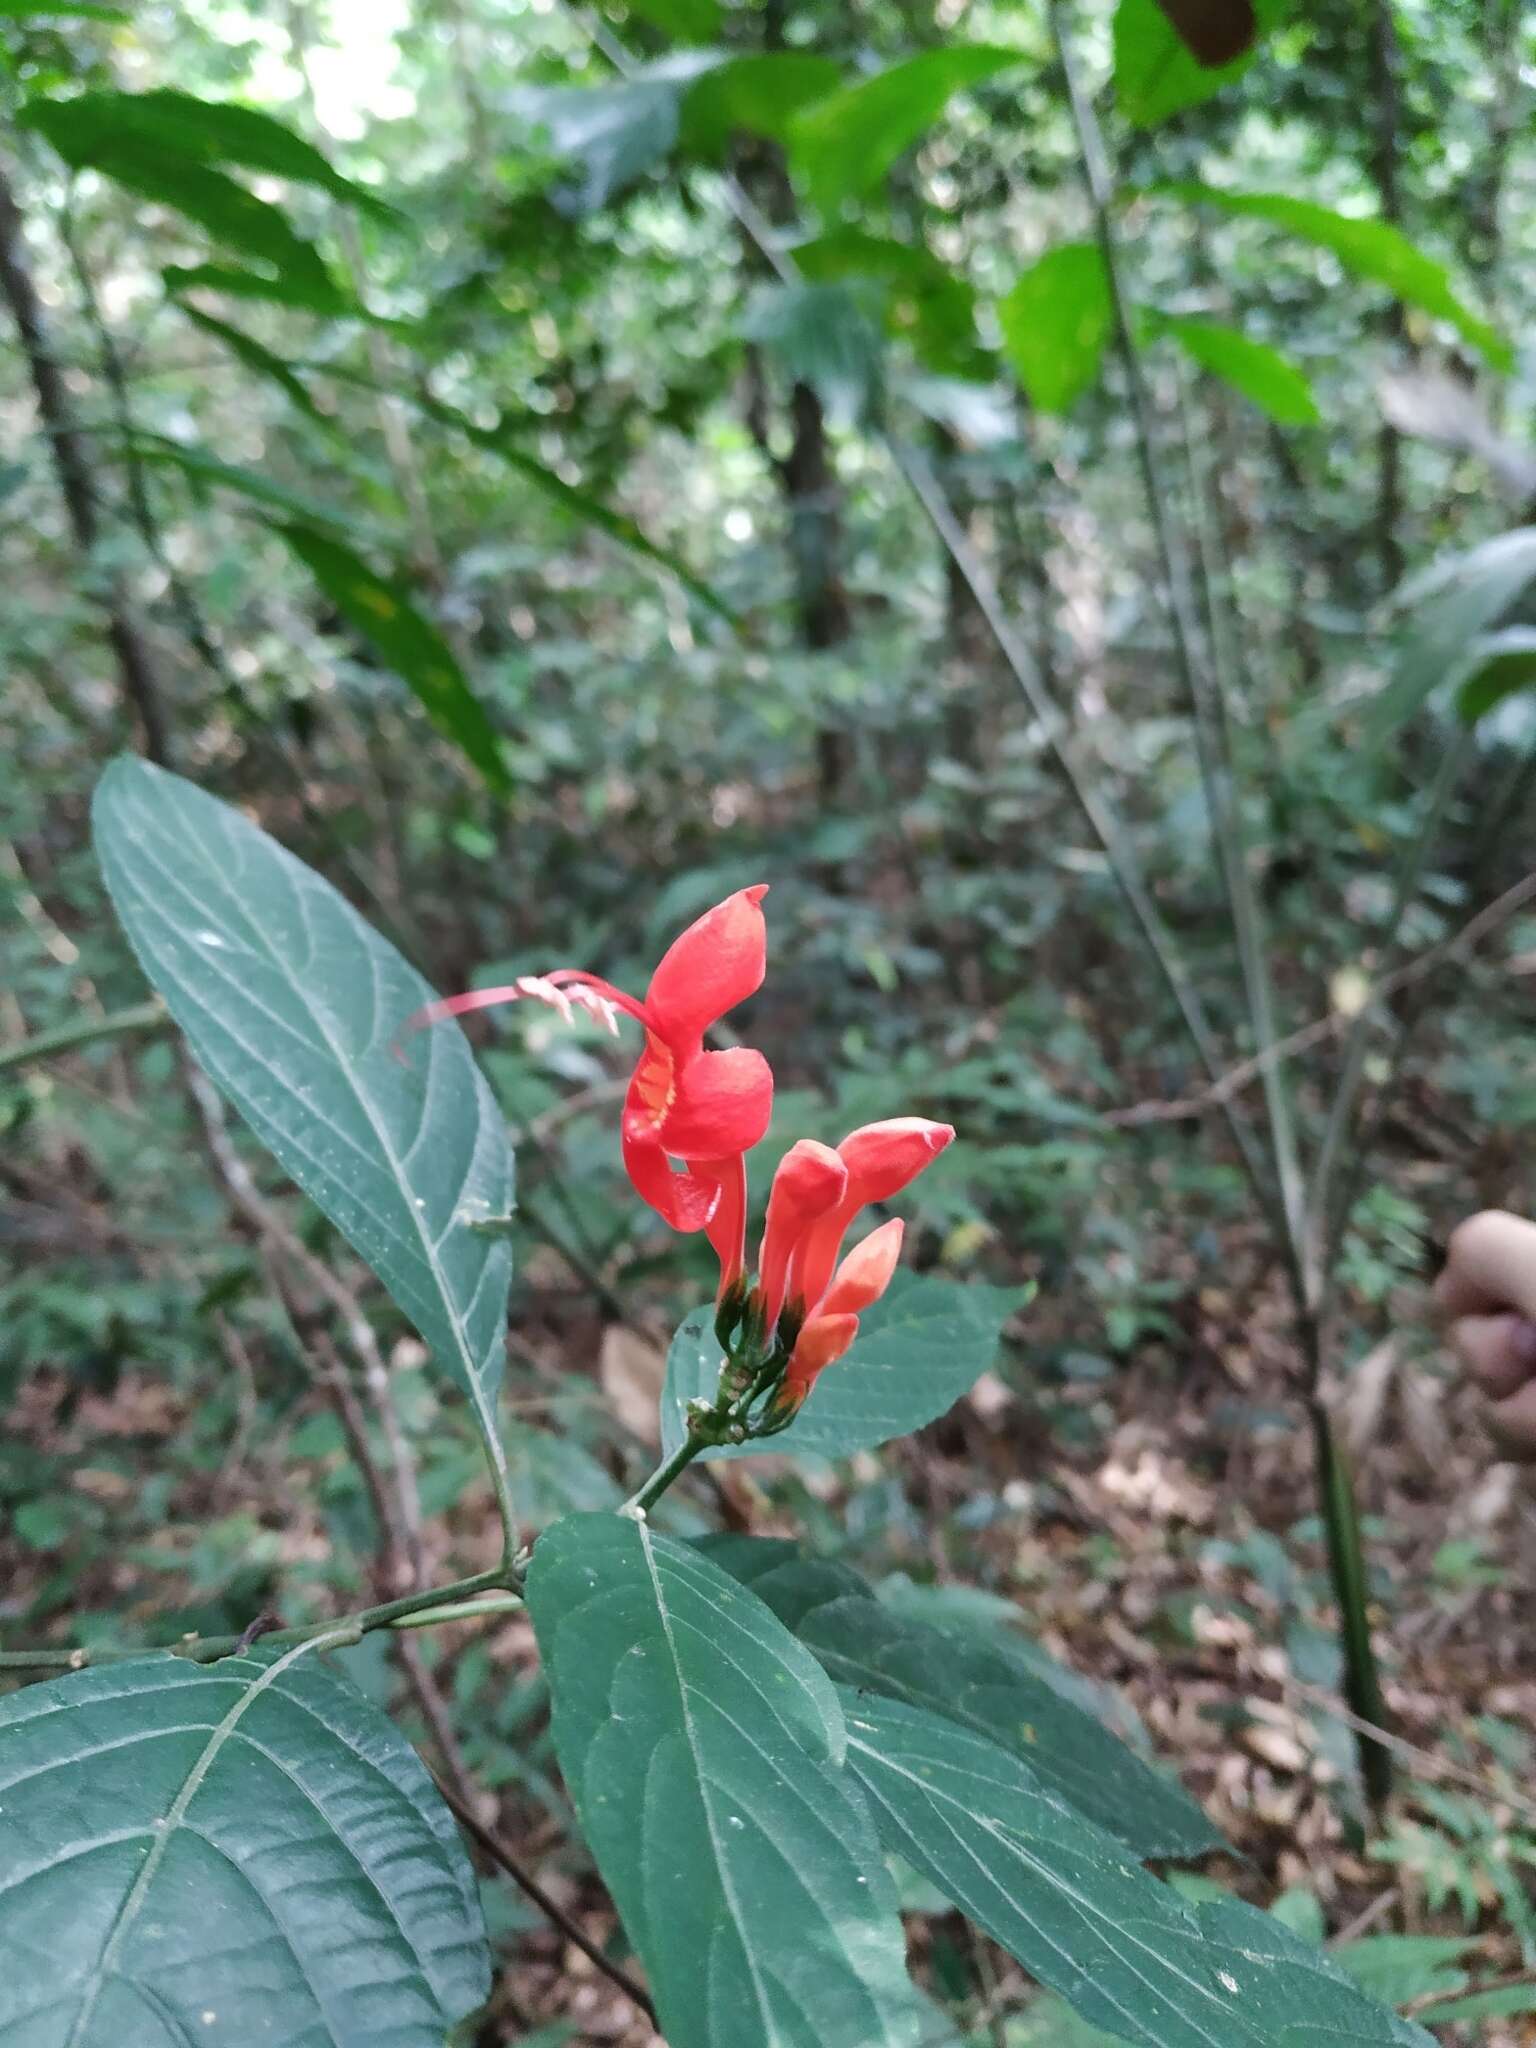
[790,45,1021,213]
[522,53,721,213]
[1414,1981,1536,2023]
[680,52,842,153]
[0,1646,489,2044]
[841,1694,1434,2048]
[164,260,363,318]
[92,758,515,1486]
[661,1271,1022,1463]
[1,1,126,13]
[278,524,512,795]
[1332,1933,1472,2007]
[753,1570,1217,1859]
[1455,625,1536,722]
[1113,0,1281,128]
[794,228,984,377]
[52,141,338,298]
[1372,527,1536,734]
[998,242,1113,413]
[526,1514,930,2048]
[1155,313,1319,423]
[625,0,720,42]
[741,278,887,425]
[21,89,397,222]
[1156,184,1510,368]
[174,303,342,435]
[128,434,361,530]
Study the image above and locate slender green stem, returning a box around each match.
[1307,732,1474,1299]
[1309,1400,1393,1806]
[624,1433,710,1516]
[1050,0,1305,1300]
[388,1592,524,1631]
[0,1565,516,1673]
[0,1000,166,1074]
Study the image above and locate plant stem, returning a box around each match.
[389,1593,524,1631]
[0,1000,166,1074]
[1049,0,1306,1296]
[1309,1398,1393,1806]
[624,1433,710,1515]
[0,1566,516,1673]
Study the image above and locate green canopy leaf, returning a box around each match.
[790,45,1021,213]
[0,1647,489,2044]
[21,88,397,221]
[999,242,1113,413]
[1113,0,1281,128]
[276,523,511,794]
[842,1693,1434,2048]
[521,53,721,212]
[741,278,887,425]
[680,52,843,152]
[625,0,721,43]
[526,1514,930,2048]
[1156,183,1510,367]
[1155,314,1320,424]
[717,1544,1217,1859]
[661,1271,1023,1462]
[92,758,516,1485]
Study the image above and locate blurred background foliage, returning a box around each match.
[4,0,1536,2038]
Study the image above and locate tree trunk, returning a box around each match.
[0,160,170,762]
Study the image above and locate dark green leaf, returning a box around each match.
[164,260,363,318]
[794,229,984,376]
[680,52,842,153]
[527,1514,931,2048]
[1156,314,1319,424]
[1114,0,1281,128]
[1455,625,1536,722]
[522,53,721,212]
[661,1271,1023,1463]
[779,1584,1217,1858]
[841,1694,1433,2048]
[1332,1933,1472,2008]
[278,524,512,795]
[21,89,397,221]
[0,1647,489,2044]
[790,45,1022,212]
[624,0,720,43]
[1155,183,1510,367]
[998,242,1113,413]
[92,758,515,1478]
[48,140,338,297]
[741,278,886,425]
[174,303,342,434]
[128,434,360,529]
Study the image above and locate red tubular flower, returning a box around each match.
[776,1312,860,1419]
[755,1139,848,1329]
[405,888,773,1273]
[790,1118,955,1312]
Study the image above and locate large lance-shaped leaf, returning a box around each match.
[841,1693,1434,2048]
[92,758,515,1489]
[526,1513,929,2048]
[790,45,1021,212]
[706,1542,1216,1860]
[1154,184,1509,368]
[1370,526,1536,737]
[0,1647,490,2045]
[21,90,398,222]
[1154,314,1319,425]
[278,524,511,796]
[660,1272,1023,1462]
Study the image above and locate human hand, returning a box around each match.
[1434,1209,1536,1460]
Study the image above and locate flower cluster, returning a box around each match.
[409,887,952,1424]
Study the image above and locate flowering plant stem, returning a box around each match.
[0,1565,519,1672]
